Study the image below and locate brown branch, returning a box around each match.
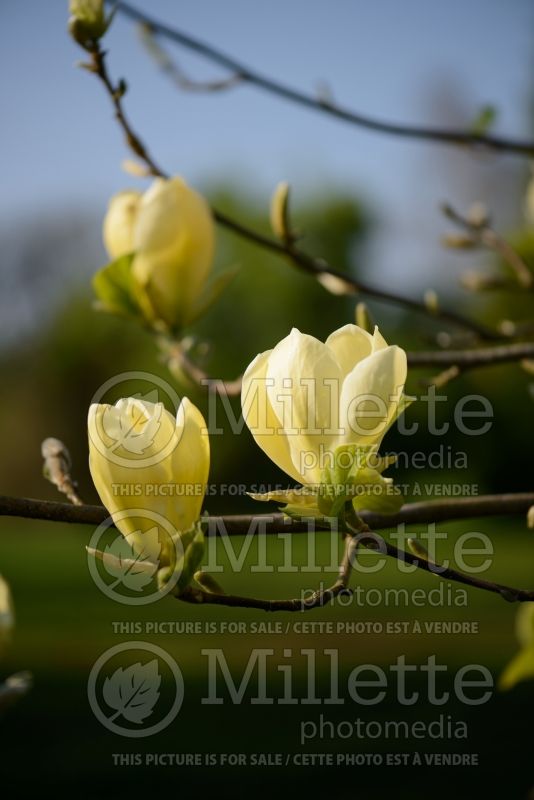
[356,527,534,604]
[179,533,357,611]
[138,22,244,93]
[443,203,533,289]
[84,35,503,343]
[113,0,534,158]
[407,341,534,369]
[88,44,165,177]
[2,493,533,532]
[5,492,534,607]
[181,520,534,611]
[162,338,242,396]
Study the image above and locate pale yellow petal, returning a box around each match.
[338,345,407,447]
[266,328,342,483]
[325,324,374,375]
[170,397,210,532]
[103,190,142,260]
[241,349,304,484]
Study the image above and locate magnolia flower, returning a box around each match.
[88,396,209,565]
[102,176,215,330]
[241,324,408,511]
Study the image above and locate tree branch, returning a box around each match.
[113,1,534,158]
[356,527,534,604]
[1,493,533,532]
[407,341,534,369]
[84,36,504,342]
[179,533,357,611]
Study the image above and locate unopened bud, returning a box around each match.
[355,302,374,332]
[270,181,292,241]
[424,289,439,313]
[69,0,113,49]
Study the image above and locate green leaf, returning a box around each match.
[176,527,205,593]
[92,253,144,319]
[317,443,403,517]
[470,104,497,136]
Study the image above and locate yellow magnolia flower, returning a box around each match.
[88,396,209,564]
[103,176,215,330]
[241,324,408,492]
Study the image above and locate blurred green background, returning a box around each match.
[1,188,534,797]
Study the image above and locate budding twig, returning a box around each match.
[41,438,83,506]
[443,203,533,290]
[179,533,357,612]
[83,34,504,343]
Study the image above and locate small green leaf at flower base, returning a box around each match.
[177,527,205,593]
[160,523,206,595]
[317,444,403,517]
[92,253,145,319]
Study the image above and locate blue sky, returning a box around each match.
[1,0,533,290]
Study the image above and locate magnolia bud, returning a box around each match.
[270,181,291,241]
[68,0,112,48]
[88,396,210,566]
[102,177,215,331]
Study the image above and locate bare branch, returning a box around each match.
[113,0,534,158]
[443,203,533,289]
[1,493,533,532]
[138,22,243,93]
[408,341,534,369]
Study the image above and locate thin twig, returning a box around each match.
[113,0,534,158]
[138,22,244,93]
[443,203,533,289]
[179,533,358,611]
[85,38,503,342]
[163,338,242,396]
[89,44,165,177]
[407,341,534,368]
[356,526,534,604]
